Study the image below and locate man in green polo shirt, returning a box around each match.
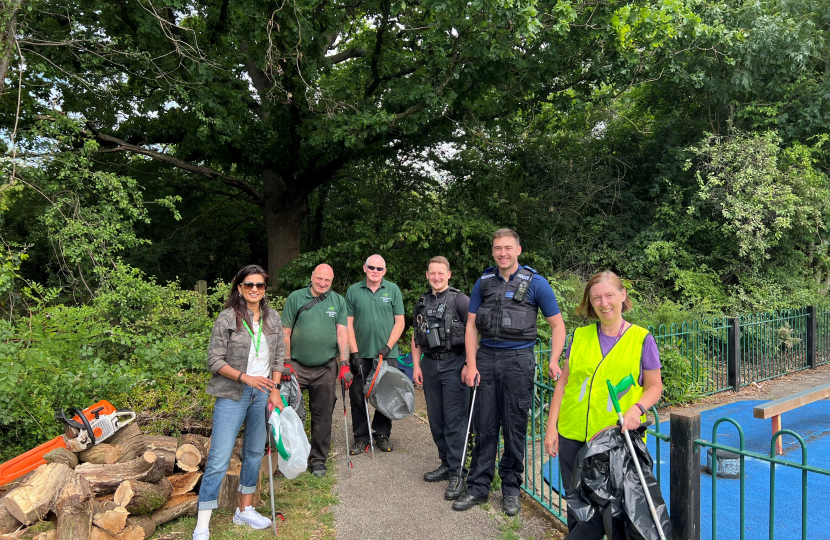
[346,254,405,454]
[282,263,349,477]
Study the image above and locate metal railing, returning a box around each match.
[739,309,810,385]
[694,418,830,540]
[818,308,830,366]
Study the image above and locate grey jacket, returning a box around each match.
[206,306,285,400]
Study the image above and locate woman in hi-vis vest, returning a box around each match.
[543,271,663,532]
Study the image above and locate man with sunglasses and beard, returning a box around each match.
[346,254,405,454]
[281,264,349,478]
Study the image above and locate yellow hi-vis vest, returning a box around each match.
[558,323,648,442]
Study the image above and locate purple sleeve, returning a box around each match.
[564,341,572,360]
[641,334,662,370]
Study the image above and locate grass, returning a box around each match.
[151,461,337,540]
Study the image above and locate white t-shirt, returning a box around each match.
[245,320,271,378]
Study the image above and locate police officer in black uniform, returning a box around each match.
[411,256,471,500]
[453,228,567,517]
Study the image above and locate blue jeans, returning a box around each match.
[198,385,268,510]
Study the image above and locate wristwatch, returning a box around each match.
[275,382,282,390]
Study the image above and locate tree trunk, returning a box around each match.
[113,478,172,515]
[151,493,197,527]
[75,453,164,494]
[168,472,201,497]
[174,444,201,473]
[262,169,308,275]
[4,463,73,525]
[91,502,128,536]
[0,0,22,100]
[178,435,209,468]
[107,425,147,463]
[0,499,21,535]
[79,445,123,465]
[142,437,176,476]
[56,471,93,540]
[44,447,79,468]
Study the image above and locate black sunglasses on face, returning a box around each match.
[365,265,385,272]
[241,281,266,290]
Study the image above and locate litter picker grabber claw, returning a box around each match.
[357,360,375,459]
[265,402,286,536]
[607,376,667,540]
[458,373,480,477]
[341,378,353,476]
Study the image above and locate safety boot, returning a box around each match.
[423,464,451,482]
[444,472,466,500]
[349,440,370,455]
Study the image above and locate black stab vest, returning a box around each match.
[413,287,466,352]
[474,266,538,342]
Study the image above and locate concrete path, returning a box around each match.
[330,386,502,540]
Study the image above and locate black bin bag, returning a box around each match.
[565,425,672,540]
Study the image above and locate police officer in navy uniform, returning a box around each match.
[453,228,567,517]
[411,256,471,501]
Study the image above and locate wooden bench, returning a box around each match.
[753,382,830,455]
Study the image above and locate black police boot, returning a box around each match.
[452,492,488,511]
[502,495,521,517]
[423,464,451,482]
[444,472,466,500]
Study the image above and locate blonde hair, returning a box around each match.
[427,256,450,272]
[576,271,633,319]
[492,228,520,246]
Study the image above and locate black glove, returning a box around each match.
[378,345,391,360]
[350,352,361,363]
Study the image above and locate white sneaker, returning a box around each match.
[192,529,209,540]
[232,506,272,530]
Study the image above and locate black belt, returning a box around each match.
[424,350,463,360]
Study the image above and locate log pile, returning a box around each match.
[0,426,259,540]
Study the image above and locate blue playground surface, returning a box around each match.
[542,400,830,540]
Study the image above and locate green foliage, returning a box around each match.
[657,345,708,404]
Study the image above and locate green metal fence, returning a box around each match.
[739,309,810,386]
[648,319,733,394]
[695,418,830,540]
[818,308,830,366]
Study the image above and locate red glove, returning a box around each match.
[338,363,353,390]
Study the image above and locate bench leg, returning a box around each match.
[771,414,782,455]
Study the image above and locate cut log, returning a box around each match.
[115,516,155,540]
[91,501,128,536]
[113,478,172,515]
[143,436,176,476]
[33,530,56,540]
[0,499,21,535]
[174,444,201,473]
[4,463,73,525]
[43,447,79,468]
[168,472,201,497]
[56,470,92,540]
[91,527,116,540]
[151,493,197,527]
[76,452,164,494]
[79,444,123,465]
[107,425,146,463]
[217,457,262,512]
[179,435,209,468]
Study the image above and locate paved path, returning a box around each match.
[330,386,502,540]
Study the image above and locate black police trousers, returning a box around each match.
[421,352,470,472]
[466,345,535,498]
[349,357,392,442]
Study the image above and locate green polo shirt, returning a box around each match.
[346,278,405,359]
[282,287,347,367]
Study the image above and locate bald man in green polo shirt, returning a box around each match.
[346,254,405,454]
[282,264,349,477]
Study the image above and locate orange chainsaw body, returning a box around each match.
[0,400,133,487]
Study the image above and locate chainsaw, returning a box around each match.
[0,400,136,487]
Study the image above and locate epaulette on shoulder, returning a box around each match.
[521,266,539,274]
[483,265,496,273]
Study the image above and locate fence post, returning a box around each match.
[727,317,741,391]
[807,305,817,369]
[670,411,701,540]
[194,280,208,315]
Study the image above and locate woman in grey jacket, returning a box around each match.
[194,264,286,540]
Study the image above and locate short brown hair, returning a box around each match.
[576,271,633,319]
[427,256,451,272]
[492,228,520,246]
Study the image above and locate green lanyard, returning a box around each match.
[242,319,263,358]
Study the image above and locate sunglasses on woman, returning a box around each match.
[241,281,267,290]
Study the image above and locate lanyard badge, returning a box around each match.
[242,320,263,357]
